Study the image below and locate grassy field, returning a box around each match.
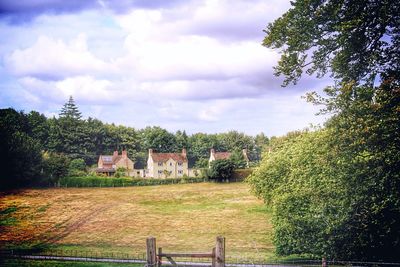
[0,182,273,260]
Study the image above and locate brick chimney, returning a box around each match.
[210,148,215,155]
[122,149,127,158]
[149,149,153,155]
[113,150,118,157]
[182,148,187,157]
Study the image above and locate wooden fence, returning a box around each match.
[146,236,225,267]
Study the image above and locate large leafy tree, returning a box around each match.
[264,0,400,86]
[139,126,177,153]
[256,0,400,261]
[0,109,43,189]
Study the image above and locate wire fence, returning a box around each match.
[1,248,145,260]
[1,249,400,267]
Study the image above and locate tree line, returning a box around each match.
[248,0,399,262]
[0,96,269,190]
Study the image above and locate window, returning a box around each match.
[170,162,173,166]
[158,170,163,174]
[178,162,183,166]
[158,162,163,166]
[178,170,183,174]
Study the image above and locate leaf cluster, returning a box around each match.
[264,0,400,86]
[248,81,400,261]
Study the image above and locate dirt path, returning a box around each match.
[36,204,114,245]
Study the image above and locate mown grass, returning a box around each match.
[0,182,273,261]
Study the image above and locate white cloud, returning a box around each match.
[5,34,110,79]
[198,99,234,122]
[1,0,332,136]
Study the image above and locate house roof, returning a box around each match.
[214,152,232,160]
[100,155,123,164]
[151,153,187,163]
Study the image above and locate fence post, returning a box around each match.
[322,257,327,267]
[158,247,163,267]
[147,237,157,267]
[215,236,225,267]
[212,247,216,267]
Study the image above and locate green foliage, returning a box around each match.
[0,108,43,190]
[248,130,347,258]
[230,149,247,169]
[249,82,400,261]
[60,96,82,120]
[263,0,400,86]
[320,82,400,261]
[0,100,267,188]
[59,176,205,187]
[260,0,400,261]
[42,152,70,185]
[139,126,177,152]
[27,111,50,149]
[69,158,86,171]
[208,159,235,182]
[194,158,209,168]
[114,167,127,178]
[68,158,86,177]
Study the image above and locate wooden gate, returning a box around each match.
[146,236,225,267]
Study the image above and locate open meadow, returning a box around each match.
[0,183,273,260]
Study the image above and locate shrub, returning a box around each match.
[42,152,70,186]
[58,176,206,187]
[208,159,235,182]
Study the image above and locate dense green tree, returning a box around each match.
[0,109,43,189]
[253,132,269,161]
[218,131,253,152]
[79,117,107,164]
[175,130,189,150]
[320,82,400,261]
[68,158,86,177]
[263,0,400,86]
[42,152,70,185]
[49,97,86,160]
[229,149,247,169]
[208,159,235,182]
[248,130,347,258]
[194,158,209,169]
[256,0,400,261]
[139,126,177,153]
[27,111,50,149]
[187,133,221,166]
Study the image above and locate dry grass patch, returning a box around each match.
[0,183,273,260]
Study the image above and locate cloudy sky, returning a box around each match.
[0,0,330,136]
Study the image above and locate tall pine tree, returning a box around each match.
[60,96,82,120]
[49,96,85,160]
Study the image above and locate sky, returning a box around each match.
[0,0,331,136]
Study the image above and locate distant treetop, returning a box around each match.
[59,96,82,120]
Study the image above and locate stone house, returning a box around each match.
[146,148,189,178]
